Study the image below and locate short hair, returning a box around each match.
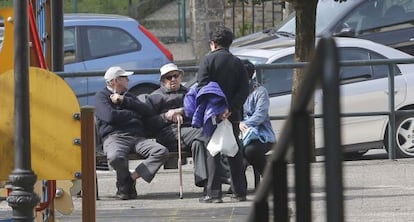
[209,25,234,48]
[242,59,255,79]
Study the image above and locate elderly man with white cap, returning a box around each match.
[95,66,169,200]
[145,63,209,188]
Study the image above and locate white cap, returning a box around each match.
[104,66,133,81]
[160,63,184,79]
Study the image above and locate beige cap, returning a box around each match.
[104,66,133,81]
[160,63,184,79]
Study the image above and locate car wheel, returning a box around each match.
[128,85,157,97]
[384,112,414,158]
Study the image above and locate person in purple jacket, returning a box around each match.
[95,66,169,200]
[196,25,250,203]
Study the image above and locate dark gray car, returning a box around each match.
[232,0,414,56]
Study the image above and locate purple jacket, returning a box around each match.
[184,82,228,137]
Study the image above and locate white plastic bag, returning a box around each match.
[207,119,239,157]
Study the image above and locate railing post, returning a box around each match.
[387,64,396,159]
[178,0,187,42]
[273,159,288,221]
[322,38,344,222]
[293,111,312,222]
[81,106,96,222]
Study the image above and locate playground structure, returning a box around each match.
[0,1,97,221]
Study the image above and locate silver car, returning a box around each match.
[233,37,414,158]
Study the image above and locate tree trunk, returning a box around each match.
[287,0,318,161]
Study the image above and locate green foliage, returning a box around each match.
[64,0,132,15]
[227,0,272,5]
[237,22,252,36]
[0,0,12,8]
[0,0,133,15]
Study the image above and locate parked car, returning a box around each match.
[0,26,3,48]
[0,27,3,41]
[232,37,414,158]
[63,14,173,105]
[232,0,414,56]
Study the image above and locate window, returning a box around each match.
[64,27,76,64]
[338,47,398,83]
[262,54,294,96]
[340,0,414,34]
[260,46,401,96]
[85,26,141,59]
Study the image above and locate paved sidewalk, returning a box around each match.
[1,156,414,221]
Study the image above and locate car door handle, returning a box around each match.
[384,89,399,95]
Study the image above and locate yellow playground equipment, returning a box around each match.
[0,4,90,221]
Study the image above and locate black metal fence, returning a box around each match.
[226,0,286,37]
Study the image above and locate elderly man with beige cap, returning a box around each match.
[145,63,209,188]
[95,66,169,200]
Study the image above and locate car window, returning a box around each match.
[341,0,414,35]
[64,27,76,64]
[260,46,401,96]
[85,26,141,59]
[339,47,400,82]
[278,0,356,35]
[261,54,294,96]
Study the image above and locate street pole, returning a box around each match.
[178,0,187,42]
[7,0,40,221]
[51,0,64,72]
[73,0,78,13]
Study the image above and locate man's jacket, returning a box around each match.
[94,87,151,139]
[145,85,190,137]
[196,47,249,123]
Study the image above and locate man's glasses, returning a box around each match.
[116,76,129,82]
[164,74,180,80]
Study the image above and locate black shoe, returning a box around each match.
[116,178,137,200]
[199,195,223,203]
[230,194,247,202]
[129,181,137,199]
[116,188,137,200]
[115,187,129,200]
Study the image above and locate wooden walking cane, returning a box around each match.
[176,115,184,199]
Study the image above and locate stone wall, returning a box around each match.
[189,0,226,60]
[188,0,288,61]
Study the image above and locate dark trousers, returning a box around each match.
[157,126,209,187]
[243,140,272,176]
[205,122,247,198]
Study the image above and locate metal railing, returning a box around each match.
[247,37,343,221]
[229,0,285,37]
[56,41,414,221]
[58,56,414,160]
[256,57,414,160]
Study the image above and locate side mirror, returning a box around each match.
[334,27,356,37]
